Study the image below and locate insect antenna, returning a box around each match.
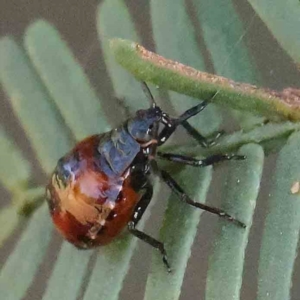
[141,81,157,108]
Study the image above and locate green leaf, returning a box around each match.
[24,20,111,140]
[144,166,212,300]
[0,37,72,173]
[257,131,300,300]
[0,205,52,300]
[206,144,264,300]
[247,0,300,64]
[0,127,30,191]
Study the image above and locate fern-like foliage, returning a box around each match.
[0,1,300,300]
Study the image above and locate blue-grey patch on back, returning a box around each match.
[97,126,140,177]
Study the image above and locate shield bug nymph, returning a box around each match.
[46,82,245,271]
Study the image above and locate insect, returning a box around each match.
[46,82,245,271]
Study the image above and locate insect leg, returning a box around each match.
[158,101,209,146]
[181,121,224,148]
[157,152,245,167]
[128,183,171,271]
[150,160,245,228]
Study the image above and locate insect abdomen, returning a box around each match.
[46,134,142,248]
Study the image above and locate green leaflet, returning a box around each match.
[206,144,264,300]
[82,234,135,300]
[0,205,52,300]
[0,206,22,247]
[97,0,147,112]
[42,243,93,300]
[20,20,111,300]
[0,37,72,173]
[257,131,300,300]
[24,21,111,140]
[145,166,212,300]
[248,0,300,65]
[194,0,258,83]
[0,127,30,191]
[0,31,76,300]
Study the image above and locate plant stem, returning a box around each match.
[110,38,300,121]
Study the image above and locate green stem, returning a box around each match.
[14,186,45,217]
[162,121,300,157]
[110,39,300,121]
